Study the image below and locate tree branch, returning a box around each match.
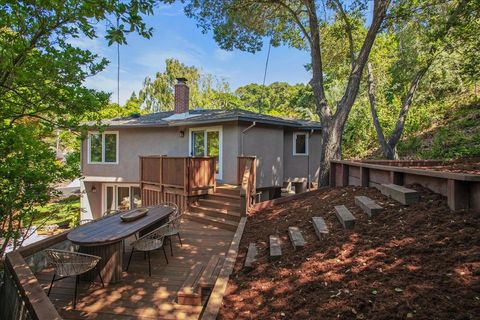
[367,62,396,159]
[332,0,355,69]
[273,0,312,45]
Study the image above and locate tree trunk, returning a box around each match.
[319,118,343,186]
[367,62,399,159]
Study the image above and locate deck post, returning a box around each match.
[447,179,469,211]
[360,167,369,187]
[341,164,349,187]
[390,171,404,185]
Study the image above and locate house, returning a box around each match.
[80,78,322,220]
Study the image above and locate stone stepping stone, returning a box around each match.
[312,217,329,240]
[334,205,356,229]
[288,227,306,250]
[355,196,384,218]
[244,243,258,269]
[381,184,419,205]
[269,235,282,259]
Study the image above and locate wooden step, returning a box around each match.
[177,263,204,306]
[215,186,240,196]
[198,198,240,211]
[189,204,241,222]
[244,243,258,270]
[184,211,238,231]
[312,217,329,240]
[354,196,384,218]
[206,193,241,203]
[380,184,419,205]
[334,205,356,229]
[198,255,225,289]
[288,227,306,250]
[269,235,282,260]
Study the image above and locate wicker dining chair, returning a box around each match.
[161,202,183,256]
[45,249,104,309]
[126,224,169,276]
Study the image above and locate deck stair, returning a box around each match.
[177,255,225,306]
[185,185,241,231]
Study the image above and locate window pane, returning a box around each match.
[117,187,130,211]
[131,187,142,208]
[90,134,102,162]
[295,134,306,154]
[106,186,115,212]
[207,131,219,174]
[104,134,117,163]
[192,131,205,156]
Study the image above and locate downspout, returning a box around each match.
[240,121,256,155]
[307,129,314,190]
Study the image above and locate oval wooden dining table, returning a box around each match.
[68,205,174,284]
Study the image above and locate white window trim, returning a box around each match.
[188,125,223,180]
[293,132,309,156]
[102,183,141,214]
[87,131,119,164]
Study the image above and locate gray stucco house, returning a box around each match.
[80,78,322,220]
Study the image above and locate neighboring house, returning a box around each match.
[80,78,322,219]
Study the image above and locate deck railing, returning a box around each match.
[0,231,74,320]
[238,156,256,215]
[139,156,216,212]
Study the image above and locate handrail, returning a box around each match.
[1,231,71,319]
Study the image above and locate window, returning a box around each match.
[88,132,118,164]
[293,132,308,156]
[104,184,141,214]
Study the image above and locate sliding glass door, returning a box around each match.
[190,127,222,179]
[103,184,141,214]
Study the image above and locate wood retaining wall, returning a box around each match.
[330,160,480,211]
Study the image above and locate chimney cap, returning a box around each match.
[176,77,188,84]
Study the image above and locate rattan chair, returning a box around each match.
[126,224,169,276]
[45,249,104,308]
[161,202,183,256]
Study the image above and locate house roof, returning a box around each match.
[97,109,322,130]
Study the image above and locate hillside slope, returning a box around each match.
[398,102,480,159]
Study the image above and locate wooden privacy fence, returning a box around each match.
[238,156,257,215]
[139,156,216,212]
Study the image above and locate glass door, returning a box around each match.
[190,127,222,179]
[103,185,142,214]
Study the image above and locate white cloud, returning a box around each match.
[213,49,234,62]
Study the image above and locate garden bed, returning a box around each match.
[218,186,480,319]
[409,157,480,175]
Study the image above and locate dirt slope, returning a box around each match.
[218,186,480,320]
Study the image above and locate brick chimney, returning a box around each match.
[174,77,189,114]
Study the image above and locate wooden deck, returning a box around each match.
[35,219,235,320]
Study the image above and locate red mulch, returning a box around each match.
[410,158,480,175]
[218,186,480,320]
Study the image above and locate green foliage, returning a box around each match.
[398,102,480,159]
[0,0,155,256]
[138,59,239,112]
[30,196,81,229]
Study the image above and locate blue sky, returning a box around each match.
[80,3,312,105]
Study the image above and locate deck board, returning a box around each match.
[35,219,234,320]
